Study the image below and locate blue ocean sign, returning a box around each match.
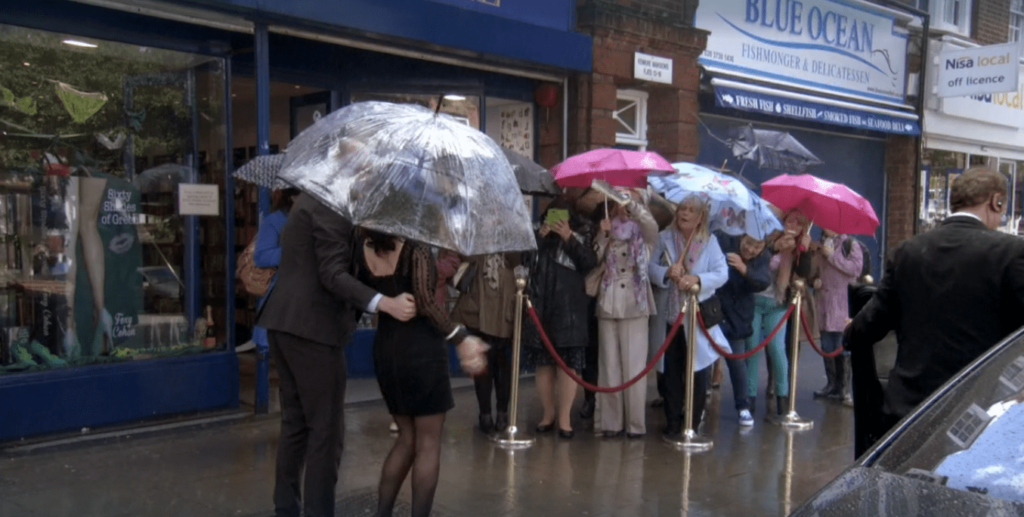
[695,0,910,104]
[714,83,920,135]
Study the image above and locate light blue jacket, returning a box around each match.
[648,229,732,372]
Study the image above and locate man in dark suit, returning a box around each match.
[846,166,1024,448]
[258,193,416,517]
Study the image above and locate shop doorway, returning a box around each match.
[231,77,329,412]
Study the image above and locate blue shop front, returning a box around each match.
[0,0,590,442]
[692,0,922,273]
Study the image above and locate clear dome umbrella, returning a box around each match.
[277,101,536,256]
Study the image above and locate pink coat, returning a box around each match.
[814,235,863,332]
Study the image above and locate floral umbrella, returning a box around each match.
[648,162,783,239]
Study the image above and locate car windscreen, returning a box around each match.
[869,330,1024,504]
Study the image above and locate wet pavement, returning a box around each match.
[0,350,856,517]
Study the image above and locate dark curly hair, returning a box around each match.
[360,227,398,252]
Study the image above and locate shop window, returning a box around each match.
[1011,0,1024,47]
[0,24,226,374]
[614,89,648,150]
[920,149,966,232]
[918,0,971,36]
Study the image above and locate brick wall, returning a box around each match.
[570,1,707,160]
[973,0,1011,44]
[885,135,918,249]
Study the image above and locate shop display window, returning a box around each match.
[0,24,227,374]
[920,150,1023,236]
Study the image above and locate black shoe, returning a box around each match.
[602,430,625,439]
[479,414,494,434]
[494,412,509,432]
[662,421,682,439]
[578,399,595,420]
[626,432,645,439]
[558,428,574,439]
[535,422,554,433]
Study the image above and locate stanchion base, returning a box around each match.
[491,426,536,449]
[773,412,814,430]
[664,431,713,452]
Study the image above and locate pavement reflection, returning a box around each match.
[0,351,855,517]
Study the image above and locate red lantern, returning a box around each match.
[534,84,559,107]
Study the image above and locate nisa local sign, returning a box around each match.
[941,65,1024,129]
[695,0,909,104]
[935,42,1021,98]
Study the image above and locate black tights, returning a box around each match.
[473,335,511,415]
[377,413,446,517]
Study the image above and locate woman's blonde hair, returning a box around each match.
[676,194,711,241]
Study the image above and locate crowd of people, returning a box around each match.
[244,162,1024,517]
[252,164,1024,517]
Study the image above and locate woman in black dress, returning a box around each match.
[358,229,487,517]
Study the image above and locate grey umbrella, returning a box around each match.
[729,124,823,173]
[233,154,290,190]
[500,147,559,196]
[276,101,536,256]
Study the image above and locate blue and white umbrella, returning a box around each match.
[648,162,782,239]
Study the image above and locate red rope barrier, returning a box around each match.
[697,305,795,360]
[801,310,844,358]
[526,305,684,393]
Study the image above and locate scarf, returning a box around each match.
[601,216,650,311]
[666,228,708,317]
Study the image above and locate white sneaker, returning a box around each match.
[235,340,256,353]
[738,409,754,427]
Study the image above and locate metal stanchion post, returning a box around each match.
[666,286,713,452]
[777,279,813,430]
[493,267,536,449]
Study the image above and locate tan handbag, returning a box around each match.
[236,238,276,297]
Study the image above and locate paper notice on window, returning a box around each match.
[178,184,220,216]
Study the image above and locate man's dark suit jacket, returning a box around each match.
[257,194,378,347]
[848,215,1024,419]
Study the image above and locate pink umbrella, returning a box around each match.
[761,174,879,236]
[551,148,674,188]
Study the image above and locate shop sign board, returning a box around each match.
[715,83,920,134]
[695,0,910,104]
[940,64,1024,129]
[429,0,575,31]
[634,52,673,85]
[935,43,1021,98]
